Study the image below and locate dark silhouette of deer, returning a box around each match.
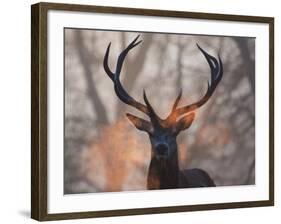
[103,35,223,190]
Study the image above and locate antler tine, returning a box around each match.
[143,90,161,126]
[115,35,142,76]
[171,44,223,119]
[172,89,182,111]
[166,89,182,124]
[103,43,114,81]
[103,35,142,81]
[197,44,222,88]
[103,35,149,115]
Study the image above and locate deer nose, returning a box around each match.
[155,143,169,156]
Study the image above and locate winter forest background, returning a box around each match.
[64,29,255,194]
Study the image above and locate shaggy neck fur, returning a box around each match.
[147,149,179,189]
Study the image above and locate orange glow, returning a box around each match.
[162,95,200,126]
[178,142,189,168]
[81,118,150,192]
[80,111,229,192]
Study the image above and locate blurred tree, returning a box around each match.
[64,30,255,193]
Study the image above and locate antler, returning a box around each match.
[104,36,223,127]
[104,35,161,125]
[167,44,223,123]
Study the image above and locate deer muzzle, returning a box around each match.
[155,143,169,159]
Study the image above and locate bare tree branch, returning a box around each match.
[232,37,255,93]
[74,31,109,125]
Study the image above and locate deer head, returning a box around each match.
[103,35,223,163]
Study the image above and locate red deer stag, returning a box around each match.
[103,35,223,189]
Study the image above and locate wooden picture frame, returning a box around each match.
[31,2,274,221]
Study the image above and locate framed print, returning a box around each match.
[31,2,274,221]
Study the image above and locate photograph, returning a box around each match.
[0,0,278,223]
[64,29,255,194]
[31,3,274,220]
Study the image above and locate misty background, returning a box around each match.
[64,28,255,194]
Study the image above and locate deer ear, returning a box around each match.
[174,113,195,134]
[126,113,153,133]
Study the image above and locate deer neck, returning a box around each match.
[147,149,179,190]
